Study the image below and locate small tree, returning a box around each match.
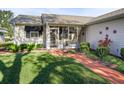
[97,34,112,58]
[98,34,112,47]
[0,10,14,39]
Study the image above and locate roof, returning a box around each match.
[11,15,42,25]
[87,8,124,25]
[11,8,124,26]
[42,14,93,25]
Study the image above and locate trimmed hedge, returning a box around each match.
[67,50,76,54]
[96,47,109,58]
[27,44,35,52]
[8,44,19,52]
[120,48,124,59]
[0,43,13,50]
[19,44,28,52]
[36,44,43,48]
[80,42,90,52]
[1,43,43,53]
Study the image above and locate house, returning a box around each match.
[11,14,93,49]
[0,28,6,43]
[86,8,124,56]
[11,8,124,56]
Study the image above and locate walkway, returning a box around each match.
[49,49,124,84]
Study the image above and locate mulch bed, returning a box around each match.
[0,50,12,55]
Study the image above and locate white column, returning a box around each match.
[68,26,69,40]
[77,26,79,41]
[57,27,60,48]
[13,23,16,44]
[76,26,79,49]
[46,24,50,49]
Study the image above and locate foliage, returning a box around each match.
[0,10,14,38]
[120,48,124,59]
[85,50,100,60]
[27,44,35,52]
[67,49,76,54]
[80,42,90,52]
[102,55,124,73]
[1,43,14,50]
[0,43,43,52]
[98,35,112,47]
[0,42,2,48]
[36,44,43,48]
[8,44,19,52]
[84,50,124,74]
[96,47,109,58]
[19,44,28,52]
[0,32,3,35]
[0,52,109,84]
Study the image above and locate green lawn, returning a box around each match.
[0,52,109,84]
[85,51,124,74]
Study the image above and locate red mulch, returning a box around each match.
[0,50,12,55]
[49,49,124,84]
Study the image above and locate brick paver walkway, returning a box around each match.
[49,49,124,84]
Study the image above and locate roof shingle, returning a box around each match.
[42,14,93,25]
[11,15,42,25]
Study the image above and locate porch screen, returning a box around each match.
[68,27,77,44]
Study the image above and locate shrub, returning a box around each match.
[68,50,76,54]
[98,34,112,47]
[0,43,13,50]
[80,42,90,52]
[36,44,43,48]
[0,42,2,49]
[96,47,109,58]
[27,44,35,52]
[120,48,124,59]
[9,44,19,52]
[19,44,27,52]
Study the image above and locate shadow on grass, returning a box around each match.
[31,53,109,84]
[0,52,109,84]
[0,53,28,84]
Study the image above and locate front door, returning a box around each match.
[50,28,59,48]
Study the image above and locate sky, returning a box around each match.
[1,8,120,17]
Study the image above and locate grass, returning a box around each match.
[85,50,124,74]
[102,55,124,73]
[0,52,109,84]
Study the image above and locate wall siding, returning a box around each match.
[14,25,43,45]
[86,18,124,56]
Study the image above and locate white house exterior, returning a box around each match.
[86,8,124,56]
[86,18,124,56]
[11,14,93,49]
[11,8,124,56]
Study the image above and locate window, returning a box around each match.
[25,26,42,38]
[30,31,39,38]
